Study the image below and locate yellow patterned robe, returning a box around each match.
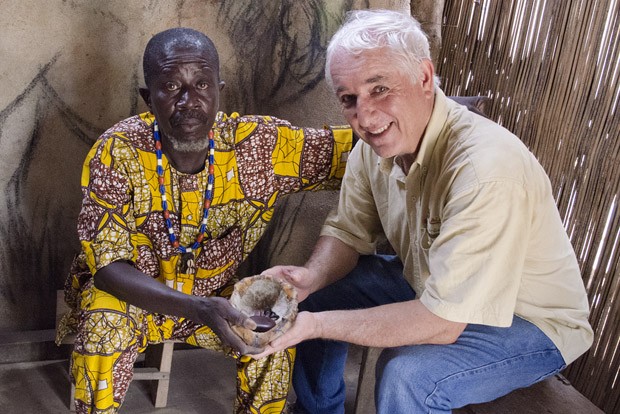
[56,112,351,413]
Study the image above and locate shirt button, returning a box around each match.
[187,215,193,220]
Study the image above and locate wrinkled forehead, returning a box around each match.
[154,41,216,66]
[144,37,220,85]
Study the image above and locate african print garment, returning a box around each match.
[56,112,351,413]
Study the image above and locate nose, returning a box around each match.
[177,87,201,109]
[355,95,376,129]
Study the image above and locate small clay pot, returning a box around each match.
[229,274,298,348]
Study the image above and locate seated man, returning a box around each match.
[55,27,352,414]
[256,9,594,413]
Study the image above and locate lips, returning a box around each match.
[369,123,390,135]
[363,122,393,141]
[176,118,203,127]
[171,110,209,127]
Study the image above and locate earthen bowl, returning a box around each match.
[229,274,298,348]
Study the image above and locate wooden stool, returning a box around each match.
[56,291,177,410]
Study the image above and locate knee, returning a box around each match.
[375,347,435,399]
[376,348,419,389]
[75,309,139,354]
[375,347,453,413]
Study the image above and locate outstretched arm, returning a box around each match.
[95,261,261,354]
[254,236,466,358]
[252,300,465,359]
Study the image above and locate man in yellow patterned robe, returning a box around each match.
[56,27,352,414]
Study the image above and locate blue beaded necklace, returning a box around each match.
[153,121,215,266]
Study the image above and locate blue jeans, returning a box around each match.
[293,255,566,414]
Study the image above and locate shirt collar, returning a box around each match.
[414,88,449,173]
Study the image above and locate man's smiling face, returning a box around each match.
[330,47,435,161]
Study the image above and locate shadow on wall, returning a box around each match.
[0,58,101,330]
[218,0,354,116]
[0,0,361,338]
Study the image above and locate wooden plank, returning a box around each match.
[132,367,170,381]
[0,329,56,345]
[0,289,71,345]
[454,375,603,414]
[143,341,176,407]
[354,347,382,414]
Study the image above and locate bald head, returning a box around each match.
[143,27,220,88]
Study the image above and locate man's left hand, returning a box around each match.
[249,311,318,359]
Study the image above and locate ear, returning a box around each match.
[139,88,151,110]
[419,59,435,94]
[219,80,226,91]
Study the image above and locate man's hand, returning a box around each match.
[262,265,316,302]
[190,296,263,355]
[262,237,360,302]
[249,311,318,359]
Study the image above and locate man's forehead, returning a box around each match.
[155,46,216,70]
[158,41,211,57]
[331,49,396,86]
[154,60,216,78]
[159,58,212,69]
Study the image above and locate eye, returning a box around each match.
[339,94,356,109]
[372,85,388,95]
[196,81,209,90]
[165,82,179,91]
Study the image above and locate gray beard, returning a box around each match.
[167,134,210,153]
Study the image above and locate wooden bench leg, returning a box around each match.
[69,380,76,411]
[354,347,382,414]
[142,341,175,408]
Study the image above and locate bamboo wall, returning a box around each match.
[437,1,620,412]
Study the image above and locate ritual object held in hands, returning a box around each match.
[229,274,298,348]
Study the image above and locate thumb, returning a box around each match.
[226,307,256,330]
[242,315,257,331]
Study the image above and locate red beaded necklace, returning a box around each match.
[153,121,215,269]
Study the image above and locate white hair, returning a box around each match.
[325,9,437,90]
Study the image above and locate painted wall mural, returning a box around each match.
[0,0,399,340]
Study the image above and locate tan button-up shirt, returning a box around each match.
[321,89,593,364]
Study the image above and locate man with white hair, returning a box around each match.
[255,9,593,413]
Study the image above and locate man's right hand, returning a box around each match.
[262,236,361,303]
[261,265,316,302]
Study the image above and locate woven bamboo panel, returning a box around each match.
[437,1,620,412]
